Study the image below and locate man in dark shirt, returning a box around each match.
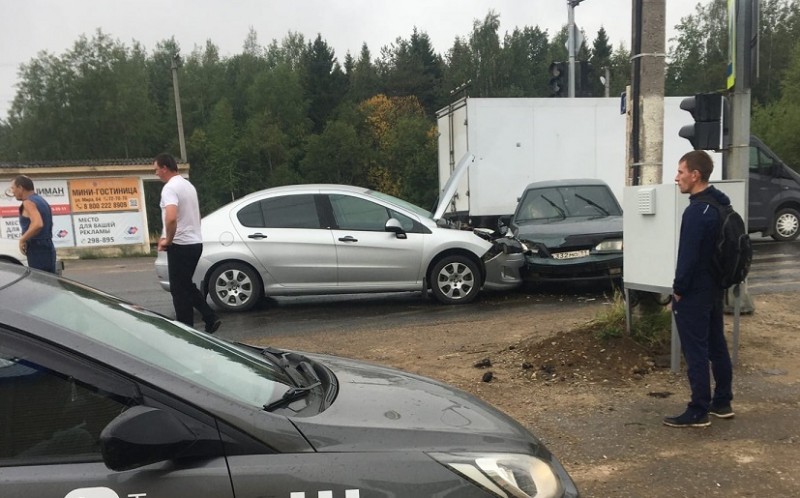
[11,175,57,273]
[665,150,734,428]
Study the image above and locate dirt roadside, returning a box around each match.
[253,291,800,497]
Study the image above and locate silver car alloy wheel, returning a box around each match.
[435,259,476,302]
[211,264,259,311]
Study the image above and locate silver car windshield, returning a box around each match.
[367,190,432,219]
[19,278,292,408]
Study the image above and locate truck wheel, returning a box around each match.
[771,208,800,241]
[430,255,480,305]
[208,263,262,312]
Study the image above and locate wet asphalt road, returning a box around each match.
[61,257,613,342]
[62,237,799,341]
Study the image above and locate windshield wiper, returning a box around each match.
[574,193,609,216]
[263,381,322,412]
[258,347,306,386]
[540,195,566,219]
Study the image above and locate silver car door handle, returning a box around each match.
[338,236,358,242]
[248,233,268,239]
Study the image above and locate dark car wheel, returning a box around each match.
[430,255,480,305]
[771,207,800,241]
[208,262,262,312]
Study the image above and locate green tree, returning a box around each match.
[301,35,348,132]
[608,43,631,97]
[382,29,444,116]
[499,26,551,97]
[591,27,613,97]
[347,43,382,103]
[754,0,800,104]
[205,98,242,206]
[265,31,306,70]
[665,0,728,95]
[441,37,474,99]
[752,41,800,170]
[180,41,226,133]
[300,118,369,184]
[240,61,311,188]
[5,30,160,160]
[469,11,503,97]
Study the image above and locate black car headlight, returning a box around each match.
[593,239,623,253]
[430,452,564,497]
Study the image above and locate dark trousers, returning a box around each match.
[673,292,733,414]
[167,243,216,327]
[26,239,57,274]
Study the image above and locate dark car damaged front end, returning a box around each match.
[517,229,623,282]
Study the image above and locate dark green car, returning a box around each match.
[511,179,623,283]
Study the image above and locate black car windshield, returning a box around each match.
[13,275,293,408]
[516,185,622,222]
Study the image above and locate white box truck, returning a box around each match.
[436,97,800,241]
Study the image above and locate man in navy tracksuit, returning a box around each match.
[665,150,734,428]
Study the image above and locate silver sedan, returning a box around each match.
[156,184,524,311]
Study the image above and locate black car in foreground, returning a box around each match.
[0,263,579,498]
[511,179,623,284]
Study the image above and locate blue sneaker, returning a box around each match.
[663,411,711,428]
[709,403,735,419]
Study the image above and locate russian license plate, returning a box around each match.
[552,249,590,260]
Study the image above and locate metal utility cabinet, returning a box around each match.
[623,181,747,371]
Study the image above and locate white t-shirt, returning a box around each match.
[160,175,203,245]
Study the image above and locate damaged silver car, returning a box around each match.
[510,179,623,283]
[156,165,523,310]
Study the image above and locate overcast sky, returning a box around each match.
[1,0,702,118]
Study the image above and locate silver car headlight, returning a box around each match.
[594,238,623,253]
[518,240,539,255]
[429,452,564,498]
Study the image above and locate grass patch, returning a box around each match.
[589,290,672,352]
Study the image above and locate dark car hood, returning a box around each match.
[514,215,623,248]
[291,354,539,454]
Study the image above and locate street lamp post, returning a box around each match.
[171,53,187,163]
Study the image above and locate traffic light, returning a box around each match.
[578,61,594,97]
[678,92,724,151]
[549,62,566,97]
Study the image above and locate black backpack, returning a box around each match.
[696,193,753,289]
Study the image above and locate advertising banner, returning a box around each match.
[74,212,146,246]
[1,179,71,217]
[69,178,142,213]
[1,214,75,247]
[1,177,146,248]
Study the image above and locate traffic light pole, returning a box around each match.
[726,0,752,182]
[725,0,756,316]
[567,2,577,97]
[567,0,585,98]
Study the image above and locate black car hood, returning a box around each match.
[514,215,623,249]
[291,354,540,454]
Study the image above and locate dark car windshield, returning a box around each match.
[7,274,293,409]
[516,185,621,222]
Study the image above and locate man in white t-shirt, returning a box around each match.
[155,153,221,333]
